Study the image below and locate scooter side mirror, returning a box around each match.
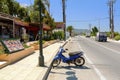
[63,48,68,53]
[65,48,68,50]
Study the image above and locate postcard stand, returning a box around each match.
[0,39,24,53]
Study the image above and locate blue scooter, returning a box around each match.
[52,46,85,67]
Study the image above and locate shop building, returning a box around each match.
[0,12,51,41]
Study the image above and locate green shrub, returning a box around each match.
[52,31,64,40]
[0,50,5,54]
[42,40,45,44]
[23,44,30,48]
[82,33,86,36]
[37,40,46,44]
[0,44,5,54]
[106,32,111,37]
[114,35,120,41]
[114,32,120,37]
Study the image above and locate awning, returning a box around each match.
[29,23,51,31]
[14,19,29,27]
[14,20,51,31]
[0,12,13,24]
[55,22,64,29]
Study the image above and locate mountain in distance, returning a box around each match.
[73,29,90,35]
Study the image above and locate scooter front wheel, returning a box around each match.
[52,59,61,67]
[74,57,85,66]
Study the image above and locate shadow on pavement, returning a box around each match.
[52,65,90,70]
[66,71,78,80]
[50,66,90,80]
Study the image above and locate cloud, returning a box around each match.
[19,3,30,8]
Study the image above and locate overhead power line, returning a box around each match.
[67,17,109,22]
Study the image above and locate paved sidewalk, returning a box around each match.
[107,38,120,43]
[0,41,65,80]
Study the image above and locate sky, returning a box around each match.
[16,0,120,32]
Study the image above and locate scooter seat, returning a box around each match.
[69,51,82,56]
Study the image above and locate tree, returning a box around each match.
[0,0,54,26]
[32,0,46,22]
[0,0,29,20]
[67,26,74,36]
[7,0,14,15]
[12,1,20,16]
[0,1,3,11]
[0,0,9,14]
[91,26,98,36]
[17,7,28,20]
[31,0,55,31]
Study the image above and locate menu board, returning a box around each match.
[1,39,24,53]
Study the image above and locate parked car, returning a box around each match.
[95,32,107,42]
[85,32,91,37]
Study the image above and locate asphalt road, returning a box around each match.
[48,36,120,80]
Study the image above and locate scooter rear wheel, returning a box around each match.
[74,57,85,66]
[52,59,61,67]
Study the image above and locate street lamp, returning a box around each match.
[38,0,44,67]
[62,0,66,41]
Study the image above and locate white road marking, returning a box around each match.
[93,41,120,55]
[83,36,120,55]
[84,54,106,80]
[78,44,107,80]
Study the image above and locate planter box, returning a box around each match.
[0,61,8,69]
[0,47,34,64]
[32,44,49,50]
[31,40,59,50]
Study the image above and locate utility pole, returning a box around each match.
[62,0,66,41]
[98,19,100,32]
[108,0,116,38]
[89,24,92,32]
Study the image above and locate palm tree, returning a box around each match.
[67,26,74,36]
[32,0,50,22]
[91,26,98,36]
[42,0,50,12]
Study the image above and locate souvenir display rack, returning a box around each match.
[0,39,24,53]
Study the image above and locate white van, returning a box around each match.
[95,32,107,42]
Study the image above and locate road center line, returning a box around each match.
[78,44,107,80]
